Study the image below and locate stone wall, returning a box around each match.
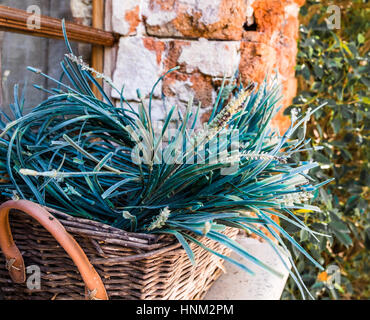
[109,0,304,131]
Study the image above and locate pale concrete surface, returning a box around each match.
[203,237,291,300]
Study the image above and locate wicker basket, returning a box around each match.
[0,200,238,300]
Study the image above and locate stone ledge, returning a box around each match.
[203,236,291,300]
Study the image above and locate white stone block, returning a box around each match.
[112,37,163,101]
[203,237,292,300]
[166,79,195,103]
[178,38,240,77]
[142,0,177,27]
[112,0,140,35]
[182,0,223,25]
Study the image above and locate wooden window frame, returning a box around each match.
[0,0,116,98]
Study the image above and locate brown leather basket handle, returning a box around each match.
[0,200,108,300]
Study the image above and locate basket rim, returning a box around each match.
[4,200,239,259]
[5,201,171,249]
[45,205,160,241]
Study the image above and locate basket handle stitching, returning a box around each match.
[5,258,21,271]
[87,288,102,300]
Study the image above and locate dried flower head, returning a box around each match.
[147,207,171,231]
[65,53,114,86]
[208,83,256,133]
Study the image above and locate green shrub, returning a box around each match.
[282,0,369,300]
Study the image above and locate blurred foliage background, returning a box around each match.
[282,0,369,299]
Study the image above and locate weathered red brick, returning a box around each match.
[162,70,214,108]
[163,40,191,73]
[252,0,285,35]
[239,41,277,84]
[124,5,141,35]
[142,37,166,65]
[143,0,248,40]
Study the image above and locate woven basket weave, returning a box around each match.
[0,200,238,300]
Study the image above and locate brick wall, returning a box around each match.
[108,0,304,132]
